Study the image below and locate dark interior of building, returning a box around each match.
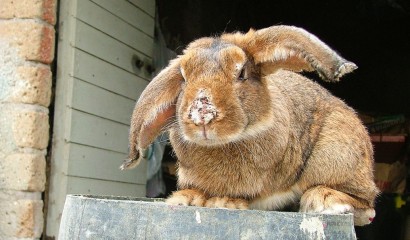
[156,1,410,239]
[157,0,410,116]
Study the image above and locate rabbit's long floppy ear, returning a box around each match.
[121,59,183,170]
[222,25,357,81]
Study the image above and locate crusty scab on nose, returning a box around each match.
[188,89,217,125]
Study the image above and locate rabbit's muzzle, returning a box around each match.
[188,89,218,126]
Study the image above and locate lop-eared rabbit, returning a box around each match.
[122,25,379,226]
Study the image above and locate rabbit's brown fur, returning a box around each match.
[122,25,379,226]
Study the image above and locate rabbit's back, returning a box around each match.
[269,70,377,200]
[268,70,357,154]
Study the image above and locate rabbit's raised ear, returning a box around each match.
[222,25,357,81]
[121,59,183,170]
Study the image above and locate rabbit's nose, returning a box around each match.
[188,91,217,125]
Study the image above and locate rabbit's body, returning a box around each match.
[171,70,377,210]
[122,26,379,226]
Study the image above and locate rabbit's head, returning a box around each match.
[177,38,272,146]
[122,25,357,169]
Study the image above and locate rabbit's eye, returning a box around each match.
[238,68,248,81]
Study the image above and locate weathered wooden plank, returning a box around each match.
[68,143,147,184]
[127,0,155,17]
[60,195,357,240]
[67,177,146,196]
[69,110,129,153]
[73,50,148,100]
[74,20,152,80]
[71,79,135,124]
[90,0,154,37]
[76,0,154,57]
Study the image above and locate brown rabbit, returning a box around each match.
[121,25,379,226]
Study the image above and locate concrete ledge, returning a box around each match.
[59,195,356,239]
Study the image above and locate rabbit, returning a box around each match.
[121,25,379,226]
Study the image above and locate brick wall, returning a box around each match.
[0,0,56,239]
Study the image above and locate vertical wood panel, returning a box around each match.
[75,20,152,80]
[90,0,154,37]
[47,0,80,237]
[73,50,148,100]
[68,143,147,184]
[69,110,129,153]
[76,0,154,56]
[50,0,155,237]
[71,79,135,124]
[67,176,146,196]
[127,0,155,17]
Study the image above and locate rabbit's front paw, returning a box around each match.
[166,189,206,207]
[205,197,249,210]
[299,186,354,214]
[354,208,376,226]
